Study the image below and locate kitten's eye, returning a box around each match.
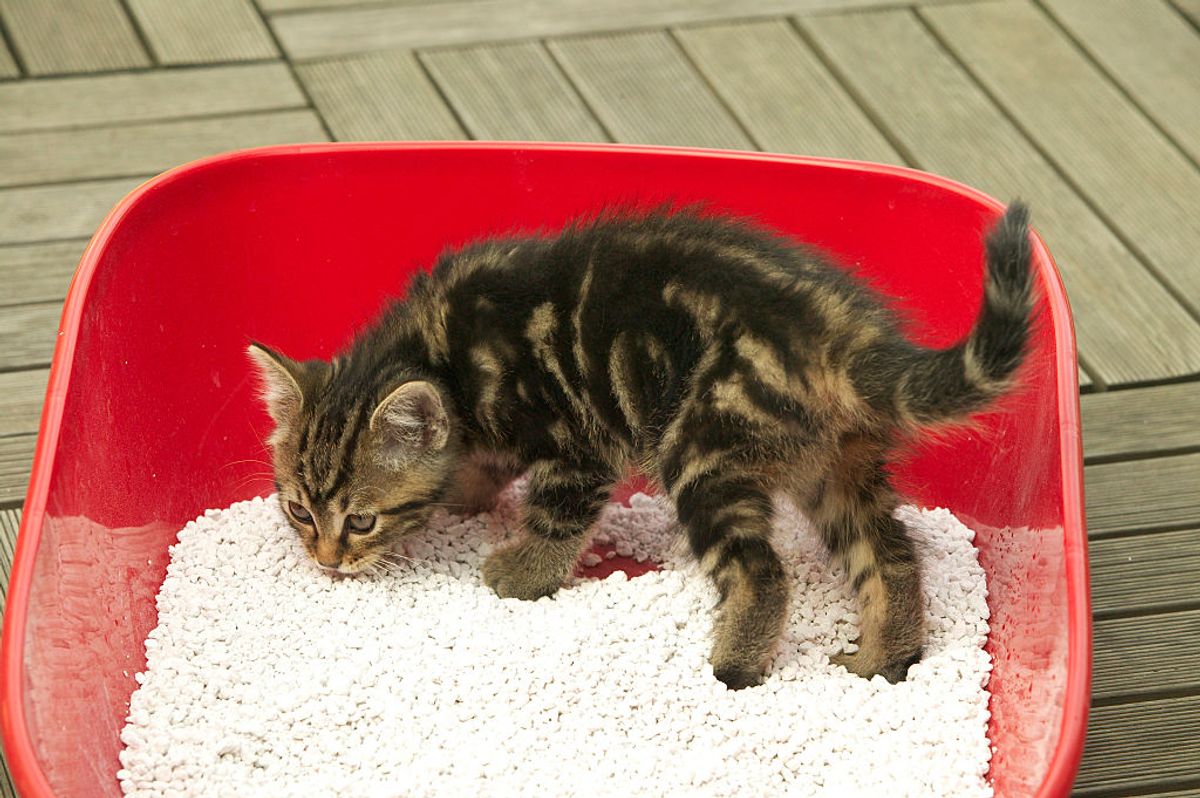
[345,513,376,534]
[287,501,313,524]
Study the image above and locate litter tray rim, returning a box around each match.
[0,141,1089,798]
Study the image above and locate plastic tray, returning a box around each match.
[0,143,1089,797]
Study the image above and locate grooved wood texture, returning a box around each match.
[125,0,278,64]
[297,51,464,140]
[1043,0,1200,163]
[674,20,900,163]
[0,240,84,306]
[0,109,327,187]
[270,0,974,59]
[804,8,1200,386]
[1086,453,1200,536]
[0,178,143,244]
[0,63,305,133]
[0,303,59,370]
[0,33,16,78]
[0,436,34,506]
[1082,383,1200,461]
[1091,529,1200,618]
[924,1,1200,315]
[0,369,48,437]
[548,31,752,148]
[0,0,150,74]
[1075,695,1200,793]
[421,42,607,141]
[1092,609,1200,701]
[1180,0,1200,26]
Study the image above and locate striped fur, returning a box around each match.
[250,203,1035,688]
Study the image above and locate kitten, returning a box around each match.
[249,204,1033,689]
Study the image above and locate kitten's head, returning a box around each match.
[247,343,458,575]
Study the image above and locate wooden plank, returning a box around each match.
[0,63,305,134]
[1077,366,1092,391]
[126,0,278,64]
[0,435,34,507]
[924,2,1200,313]
[675,20,899,163]
[1093,609,1200,701]
[0,368,48,438]
[1086,453,1200,536]
[262,0,483,10]
[0,240,83,307]
[548,31,752,148]
[0,109,327,188]
[271,0,973,60]
[0,303,59,370]
[0,508,17,605]
[0,0,149,75]
[1091,529,1200,618]
[421,42,607,142]
[0,178,141,245]
[1043,0,1200,163]
[1075,695,1200,794]
[803,8,1200,386]
[0,30,17,78]
[1082,383,1200,461]
[296,51,463,141]
[0,438,31,508]
[1180,0,1200,27]
[0,507,16,798]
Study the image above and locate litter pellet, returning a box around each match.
[118,485,992,798]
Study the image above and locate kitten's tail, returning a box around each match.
[894,202,1035,427]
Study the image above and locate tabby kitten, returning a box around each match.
[249,204,1033,689]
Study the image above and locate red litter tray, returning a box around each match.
[0,143,1089,797]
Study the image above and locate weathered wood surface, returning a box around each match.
[0,240,84,306]
[1092,609,1200,702]
[0,109,327,187]
[297,51,464,140]
[0,303,59,370]
[674,20,900,163]
[1085,453,1200,537]
[0,436,34,507]
[1075,695,1200,794]
[1091,529,1200,619]
[548,31,753,148]
[1043,0,1200,164]
[925,1,1200,314]
[421,42,607,141]
[1082,383,1200,462]
[0,178,144,244]
[0,0,149,74]
[0,63,305,133]
[125,0,279,65]
[0,368,48,438]
[804,8,1200,387]
[270,0,979,59]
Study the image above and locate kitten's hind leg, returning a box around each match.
[672,471,789,690]
[482,459,611,600]
[808,441,924,682]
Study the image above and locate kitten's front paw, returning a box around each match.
[712,662,763,691]
[831,648,922,683]
[481,540,568,600]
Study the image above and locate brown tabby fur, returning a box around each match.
[250,204,1034,689]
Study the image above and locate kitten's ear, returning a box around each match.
[369,381,450,465]
[246,342,312,429]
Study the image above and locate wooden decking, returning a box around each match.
[1,0,1198,795]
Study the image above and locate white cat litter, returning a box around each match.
[118,486,993,798]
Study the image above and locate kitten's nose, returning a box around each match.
[316,554,341,570]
